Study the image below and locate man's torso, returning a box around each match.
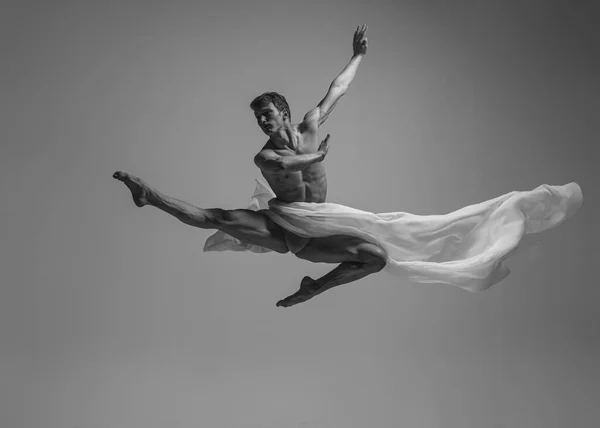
[260,125,327,204]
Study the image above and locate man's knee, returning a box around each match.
[358,243,387,272]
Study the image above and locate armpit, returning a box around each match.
[299,108,320,131]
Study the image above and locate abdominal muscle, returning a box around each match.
[261,163,327,254]
[262,163,328,204]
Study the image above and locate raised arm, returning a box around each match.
[301,25,368,130]
[254,135,330,174]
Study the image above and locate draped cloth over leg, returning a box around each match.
[204,180,583,292]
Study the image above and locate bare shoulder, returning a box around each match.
[293,124,320,152]
[253,140,270,158]
[254,144,276,160]
[297,108,320,134]
[291,123,308,139]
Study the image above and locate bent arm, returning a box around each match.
[302,25,368,129]
[254,150,325,174]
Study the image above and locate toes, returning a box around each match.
[276,296,298,308]
[277,279,322,308]
[277,296,293,306]
[276,293,308,308]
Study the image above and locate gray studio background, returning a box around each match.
[1,1,598,427]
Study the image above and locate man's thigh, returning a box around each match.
[213,209,289,254]
[295,235,384,264]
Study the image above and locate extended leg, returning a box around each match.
[276,237,387,307]
[113,171,289,253]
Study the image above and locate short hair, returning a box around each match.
[250,92,291,120]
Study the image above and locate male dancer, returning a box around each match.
[114,25,387,307]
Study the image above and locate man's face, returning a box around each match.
[253,102,286,135]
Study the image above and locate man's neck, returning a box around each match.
[269,123,296,149]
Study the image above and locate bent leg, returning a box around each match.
[276,236,387,307]
[113,171,289,253]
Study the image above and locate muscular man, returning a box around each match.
[113,25,387,307]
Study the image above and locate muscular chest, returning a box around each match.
[261,133,327,201]
[276,132,318,155]
[273,142,323,181]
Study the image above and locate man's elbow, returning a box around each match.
[330,81,349,94]
[271,158,288,173]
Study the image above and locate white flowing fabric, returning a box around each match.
[204,179,583,292]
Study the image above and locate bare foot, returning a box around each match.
[113,171,151,207]
[276,276,328,308]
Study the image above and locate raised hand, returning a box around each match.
[353,24,368,57]
[318,134,331,158]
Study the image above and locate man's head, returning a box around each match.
[250,92,291,135]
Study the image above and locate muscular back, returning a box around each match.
[258,126,327,203]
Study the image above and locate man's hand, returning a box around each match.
[353,25,368,57]
[318,134,331,158]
